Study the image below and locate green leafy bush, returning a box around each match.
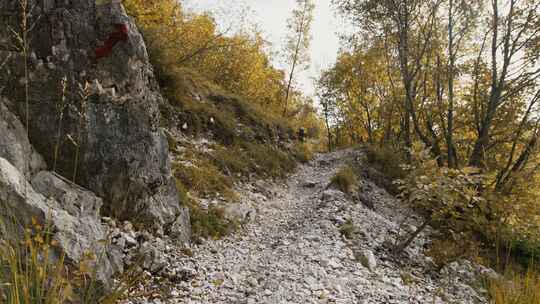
[393,143,484,253]
[365,145,406,181]
[396,144,483,227]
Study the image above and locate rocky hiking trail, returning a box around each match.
[136,149,495,304]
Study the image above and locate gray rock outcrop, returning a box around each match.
[0,99,46,177]
[0,0,189,236]
[0,158,113,285]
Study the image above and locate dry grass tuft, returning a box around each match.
[331,166,358,194]
[292,142,315,163]
[173,160,238,202]
[426,236,483,270]
[339,219,356,239]
[488,269,540,304]
[0,220,71,304]
[0,218,146,304]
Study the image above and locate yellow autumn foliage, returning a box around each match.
[125,0,302,117]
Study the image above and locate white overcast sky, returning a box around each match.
[184,0,350,99]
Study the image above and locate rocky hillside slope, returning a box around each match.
[0,0,301,292]
[125,149,498,304]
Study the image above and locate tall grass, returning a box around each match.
[0,220,72,304]
[9,0,34,199]
[0,216,147,303]
[488,268,540,304]
[1,2,71,303]
[53,77,67,173]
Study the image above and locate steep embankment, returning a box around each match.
[127,149,497,304]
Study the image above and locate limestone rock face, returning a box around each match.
[0,158,52,234]
[0,99,46,177]
[0,158,113,285]
[31,171,103,219]
[0,0,188,232]
[168,207,191,247]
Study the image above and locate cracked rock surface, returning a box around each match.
[0,0,186,232]
[127,149,493,304]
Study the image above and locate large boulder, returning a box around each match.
[0,0,188,235]
[0,158,113,285]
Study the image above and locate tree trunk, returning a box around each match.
[394,218,432,254]
[446,0,458,168]
[284,0,309,116]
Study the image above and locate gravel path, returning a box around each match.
[162,149,490,304]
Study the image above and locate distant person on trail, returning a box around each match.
[298,127,306,142]
[94,0,129,60]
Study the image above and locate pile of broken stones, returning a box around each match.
[102,218,196,300]
[123,150,501,304]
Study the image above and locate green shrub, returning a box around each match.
[392,143,486,254]
[365,145,406,181]
[511,240,540,268]
[175,180,238,241]
[331,166,358,194]
[189,204,238,242]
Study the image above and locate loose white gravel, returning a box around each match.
[127,149,493,304]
